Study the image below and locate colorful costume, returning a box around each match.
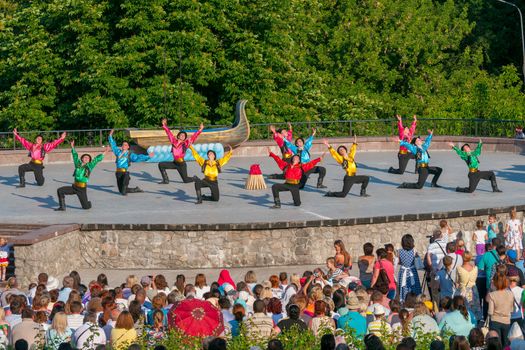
[190,146,232,203]
[0,244,11,268]
[398,133,442,189]
[325,143,370,197]
[14,132,64,187]
[388,119,417,174]
[284,135,326,188]
[108,135,150,195]
[268,127,293,179]
[452,141,501,193]
[158,125,202,184]
[269,152,321,208]
[55,148,104,210]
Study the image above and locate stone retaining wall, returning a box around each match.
[14,208,524,286]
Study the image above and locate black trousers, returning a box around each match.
[299,166,326,188]
[158,161,194,183]
[18,162,45,185]
[115,171,142,195]
[399,166,442,189]
[489,320,510,347]
[330,175,369,197]
[272,183,301,206]
[457,170,496,193]
[389,152,415,174]
[194,178,220,201]
[57,185,91,209]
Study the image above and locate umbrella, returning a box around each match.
[169,298,224,337]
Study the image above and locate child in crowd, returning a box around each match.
[0,237,11,282]
[487,215,498,242]
[455,239,465,256]
[505,208,523,259]
[0,308,8,346]
[436,256,455,300]
[472,220,488,256]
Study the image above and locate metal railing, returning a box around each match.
[0,118,523,150]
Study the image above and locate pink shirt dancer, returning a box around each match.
[270,123,293,159]
[162,124,203,160]
[397,116,417,153]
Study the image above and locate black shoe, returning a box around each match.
[195,199,202,204]
[324,191,333,197]
[431,183,442,188]
[202,195,213,201]
[317,184,327,189]
[16,184,26,188]
[158,180,169,184]
[270,204,281,209]
[268,174,278,179]
[388,167,395,174]
[54,207,65,211]
[360,192,370,197]
[493,188,502,193]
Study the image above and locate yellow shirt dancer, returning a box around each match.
[190,145,233,204]
[323,136,370,198]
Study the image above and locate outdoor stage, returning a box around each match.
[0,149,523,226]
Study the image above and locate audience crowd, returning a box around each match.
[0,210,524,350]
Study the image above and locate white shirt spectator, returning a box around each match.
[195,286,210,300]
[73,322,106,348]
[5,314,21,329]
[426,239,447,271]
[67,313,85,331]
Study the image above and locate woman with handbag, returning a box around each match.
[397,234,422,303]
[371,248,396,300]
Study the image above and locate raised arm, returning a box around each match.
[422,131,433,151]
[349,142,357,159]
[43,132,66,152]
[304,133,314,151]
[187,123,204,146]
[189,145,205,166]
[71,144,81,168]
[269,151,287,170]
[328,146,343,164]
[108,133,121,157]
[451,145,468,160]
[472,140,482,157]
[396,115,404,139]
[301,157,321,172]
[283,138,298,154]
[409,115,417,135]
[87,149,107,171]
[13,129,33,151]
[161,119,176,144]
[130,153,150,163]
[218,146,233,167]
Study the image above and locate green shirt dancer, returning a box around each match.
[448,140,502,193]
[55,140,108,211]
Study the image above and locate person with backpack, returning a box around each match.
[108,130,153,195]
[397,129,442,189]
[54,140,108,211]
[13,128,67,188]
[448,139,502,193]
[157,118,203,184]
[267,149,323,209]
[323,136,371,198]
[282,128,327,189]
[189,144,233,204]
[371,248,396,300]
[388,114,417,175]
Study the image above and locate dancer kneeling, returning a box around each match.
[398,130,442,189]
[388,114,417,174]
[268,149,322,209]
[449,139,502,193]
[190,145,233,204]
[55,140,108,211]
[323,136,370,197]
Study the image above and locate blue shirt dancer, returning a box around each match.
[109,130,152,195]
[397,130,442,189]
[283,128,327,189]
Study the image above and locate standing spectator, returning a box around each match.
[515,126,525,139]
[358,243,375,288]
[505,209,523,260]
[194,274,210,300]
[102,308,121,340]
[45,312,72,350]
[337,292,366,339]
[426,231,447,272]
[246,300,274,338]
[320,334,336,350]
[371,248,396,300]
[456,251,481,321]
[279,272,288,289]
[269,275,283,299]
[0,308,9,346]
[472,221,488,256]
[436,256,455,299]
[506,250,525,287]
[438,296,474,337]
[446,241,463,281]
[73,313,106,348]
[282,274,299,308]
[277,304,307,333]
[397,234,421,303]
[10,308,41,348]
[66,301,83,331]
[57,277,75,303]
[244,271,258,292]
[111,311,138,349]
[267,298,283,325]
[487,271,514,346]
[309,300,335,336]
[508,268,524,329]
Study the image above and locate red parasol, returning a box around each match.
[168,299,224,337]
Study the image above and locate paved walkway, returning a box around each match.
[0,151,523,225]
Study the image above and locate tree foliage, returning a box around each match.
[1,0,524,131]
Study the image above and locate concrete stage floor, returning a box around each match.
[0,151,523,225]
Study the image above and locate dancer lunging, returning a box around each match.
[283,128,326,189]
[268,123,293,179]
[397,130,442,189]
[449,139,502,193]
[108,130,153,195]
[268,149,322,209]
[388,114,417,174]
[158,118,203,184]
[190,145,233,204]
[13,129,67,187]
[323,136,370,197]
[55,140,108,211]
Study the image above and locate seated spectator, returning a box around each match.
[246,300,274,338]
[439,296,474,337]
[102,308,121,340]
[5,297,23,329]
[73,312,106,348]
[228,303,245,337]
[194,274,211,300]
[320,334,336,350]
[277,304,307,333]
[367,304,392,336]
[337,292,366,339]
[10,308,41,348]
[111,310,137,349]
[309,300,336,336]
[411,302,439,337]
[267,297,283,325]
[146,309,166,347]
[45,312,72,350]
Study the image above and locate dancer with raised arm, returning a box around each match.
[397,130,442,189]
[283,128,326,189]
[158,118,203,184]
[323,135,370,197]
[268,149,323,209]
[190,145,233,204]
[388,115,417,174]
[13,129,67,187]
[54,140,108,211]
[449,139,502,193]
[268,123,293,179]
[108,130,153,195]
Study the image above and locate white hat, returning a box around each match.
[372,304,386,316]
[46,276,59,290]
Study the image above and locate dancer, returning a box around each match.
[448,139,502,193]
[13,128,67,187]
[397,130,442,189]
[190,145,233,204]
[158,118,203,184]
[283,128,326,189]
[54,140,108,211]
[268,123,293,179]
[323,136,370,197]
[108,130,153,195]
[388,115,417,174]
[268,148,322,209]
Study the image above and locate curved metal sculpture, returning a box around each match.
[126,100,250,149]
